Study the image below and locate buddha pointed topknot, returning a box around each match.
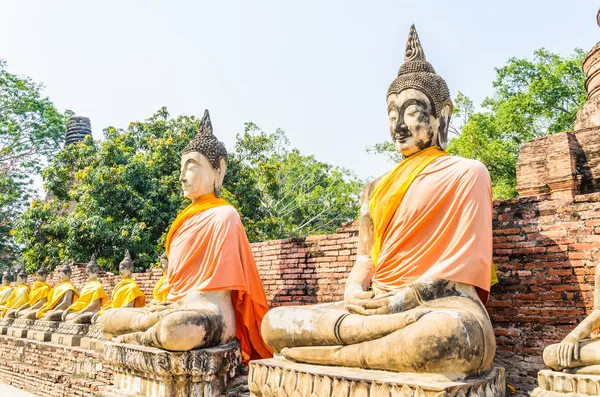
[404,24,425,62]
[182,109,228,170]
[87,253,99,273]
[388,24,451,119]
[120,250,133,269]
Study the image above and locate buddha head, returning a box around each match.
[16,268,27,284]
[119,250,134,278]
[160,252,168,275]
[387,25,453,158]
[86,254,100,281]
[57,263,72,282]
[36,268,49,282]
[1,271,12,286]
[180,110,228,200]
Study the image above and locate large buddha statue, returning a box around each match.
[0,272,14,307]
[260,25,496,379]
[543,263,600,373]
[10,268,51,319]
[61,255,108,323]
[35,263,79,320]
[95,251,145,320]
[0,269,30,317]
[150,253,171,304]
[99,110,272,361]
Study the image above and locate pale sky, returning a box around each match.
[1,1,599,185]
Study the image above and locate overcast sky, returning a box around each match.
[1,1,599,185]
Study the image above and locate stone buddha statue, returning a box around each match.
[0,269,30,317]
[93,251,145,323]
[0,271,14,306]
[35,263,79,320]
[543,263,600,373]
[10,268,51,319]
[150,253,171,304]
[61,255,108,324]
[99,110,272,361]
[260,25,496,379]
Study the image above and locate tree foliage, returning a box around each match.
[368,48,587,200]
[14,109,362,272]
[0,59,65,269]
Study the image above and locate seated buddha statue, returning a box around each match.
[0,269,30,317]
[150,253,171,304]
[35,263,79,321]
[543,263,600,373]
[260,25,496,379]
[99,110,272,361]
[10,268,51,319]
[0,272,14,307]
[61,255,108,324]
[92,251,145,323]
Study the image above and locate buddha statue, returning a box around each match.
[0,269,30,317]
[543,263,600,373]
[0,271,14,306]
[10,268,51,319]
[93,251,145,323]
[61,255,108,324]
[150,253,171,304]
[260,25,496,379]
[35,263,79,320]
[99,110,272,361]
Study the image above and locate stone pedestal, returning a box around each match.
[7,327,28,338]
[11,318,35,329]
[55,321,91,336]
[532,369,600,396]
[249,358,505,397]
[86,323,106,339]
[81,337,105,352]
[97,341,243,397]
[27,329,52,341]
[26,320,60,342]
[0,317,15,335]
[51,332,82,347]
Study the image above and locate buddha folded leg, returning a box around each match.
[263,296,494,378]
[109,308,226,351]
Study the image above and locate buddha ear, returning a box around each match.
[214,157,227,198]
[437,99,453,149]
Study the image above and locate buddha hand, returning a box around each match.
[345,291,397,315]
[557,334,580,367]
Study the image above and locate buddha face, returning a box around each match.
[58,269,70,282]
[36,272,48,282]
[17,273,27,284]
[179,152,226,201]
[387,88,450,157]
[1,274,8,285]
[119,263,132,278]
[86,267,98,281]
[160,254,168,274]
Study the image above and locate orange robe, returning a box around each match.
[166,194,272,361]
[372,155,493,303]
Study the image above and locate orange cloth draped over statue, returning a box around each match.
[166,194,273,361]
[371,154,494,304]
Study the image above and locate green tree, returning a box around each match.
[15,110,362,272]
[0,59,65,269]
[367,48,586,200]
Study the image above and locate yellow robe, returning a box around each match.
[152,275,171,302]
[36,281,79,319]
[67,280,108,313]
[0,285,13,306]
[99,277,146,315]
[28,281,51,307]
[0,284,31,317]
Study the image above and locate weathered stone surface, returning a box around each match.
[55,321,91,335]
[81,337,106,352]
[7,327,28,338]
[51,332,82,347]
[532,369,600,396]
[249,359,505,397]
[11,318,35,329]
[87,323,107,339]
[29,319,60,332]
[26,330,52,342]
[99,341,243,397]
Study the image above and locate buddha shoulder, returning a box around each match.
[447,156,491,182]
[209,205,242,226]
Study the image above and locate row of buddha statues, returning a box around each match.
[1,24,594,388]
[0,251,169,326]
